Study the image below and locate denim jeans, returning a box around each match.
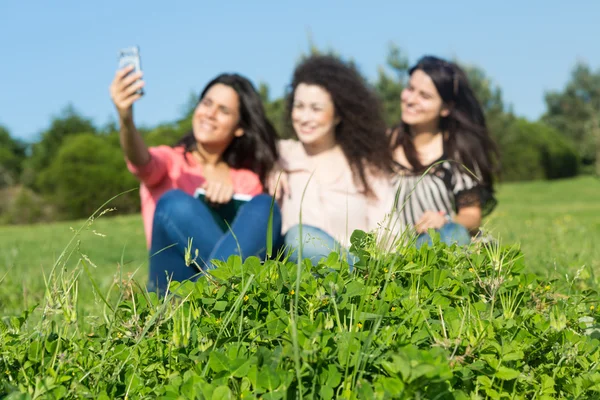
[415,222,471,249]
[283,224,358,266]
[148,189,282,294]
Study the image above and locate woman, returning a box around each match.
[110,67,281,293]
[275,55,395,265]
[390,56,498,247]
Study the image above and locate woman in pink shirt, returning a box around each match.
[110,68,280,293]
[275,56,396,266]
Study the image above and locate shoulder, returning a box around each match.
[278,139,304,156]
[277,139,308,170]
[365,167,395,196]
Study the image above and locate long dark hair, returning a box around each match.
[175,73,278,189]
[392,56,498,189]
[286,55,394,195]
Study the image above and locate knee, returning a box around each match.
[284,224,301,246]
[250,194,279,211]
[441,222,469,236]
[155,189,194,221]
[284,224,324,247]
[248,194,282,222]
[440,222,471,245]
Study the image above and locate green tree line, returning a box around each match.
[0,44,596,224]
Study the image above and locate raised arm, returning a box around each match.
[109,65,150,166]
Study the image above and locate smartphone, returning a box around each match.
[118,46,144,96]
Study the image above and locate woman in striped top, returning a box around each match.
[390,56,498,247]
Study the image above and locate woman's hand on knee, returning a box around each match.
[415,210,448,234]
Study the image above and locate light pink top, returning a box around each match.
[278,140,393,247]
[126,145,263,248]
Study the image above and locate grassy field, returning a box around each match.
[1,176,598,316]
[1,177,599,398]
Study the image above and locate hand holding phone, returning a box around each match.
[109,46,145,119]
[118,46,144,96]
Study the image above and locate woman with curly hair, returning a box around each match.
[275,55,395,265]
[389,55,498,248]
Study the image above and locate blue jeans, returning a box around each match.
[415,222,471,249]
[283,224,358,266]
[148,189,282,293]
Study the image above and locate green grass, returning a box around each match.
[1,177,599,399]
[0,213,147,316]
[0,176,598,316]
[487,176,599,279]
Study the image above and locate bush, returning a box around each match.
[39,133,140,220]
[498,118,579,181]
[144,122,191,147]
[0,186,55,224]
[2,233,598,399]
[0,126,27,188]
[21,106,97,191]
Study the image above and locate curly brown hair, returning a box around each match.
[285,55,394,195]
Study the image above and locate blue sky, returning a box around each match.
[1,0,598,141]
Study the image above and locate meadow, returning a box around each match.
[0,177,598,398]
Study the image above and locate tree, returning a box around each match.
[24,105,97,190]
[144,123,187,147]
[41,133,139,220]
[457,61,514,173]
[258,83,289,138]
[460,63,505,117]
[0,125,27,187]
[543,62,600,171]
[499,118,579,181]
[300,34,356,67]
[373,44,409,126]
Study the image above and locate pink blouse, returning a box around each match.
[278,140,393,247]
[126,145,263,248]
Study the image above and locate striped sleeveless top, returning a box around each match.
[391,157,496,230]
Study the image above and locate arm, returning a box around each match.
[109,65,150,166]
[118,114,150,166]
[450,167,486,234]
[267,168,289,201]
[268,139,297,201]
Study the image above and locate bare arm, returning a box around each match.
[415,205,481,235]
[109,66,150,166]
[268,139,292,201]
[118,113,150,166]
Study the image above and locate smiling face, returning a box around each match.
[401,69,450,130]
[192,83,244,147]
[291,83,339,153]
